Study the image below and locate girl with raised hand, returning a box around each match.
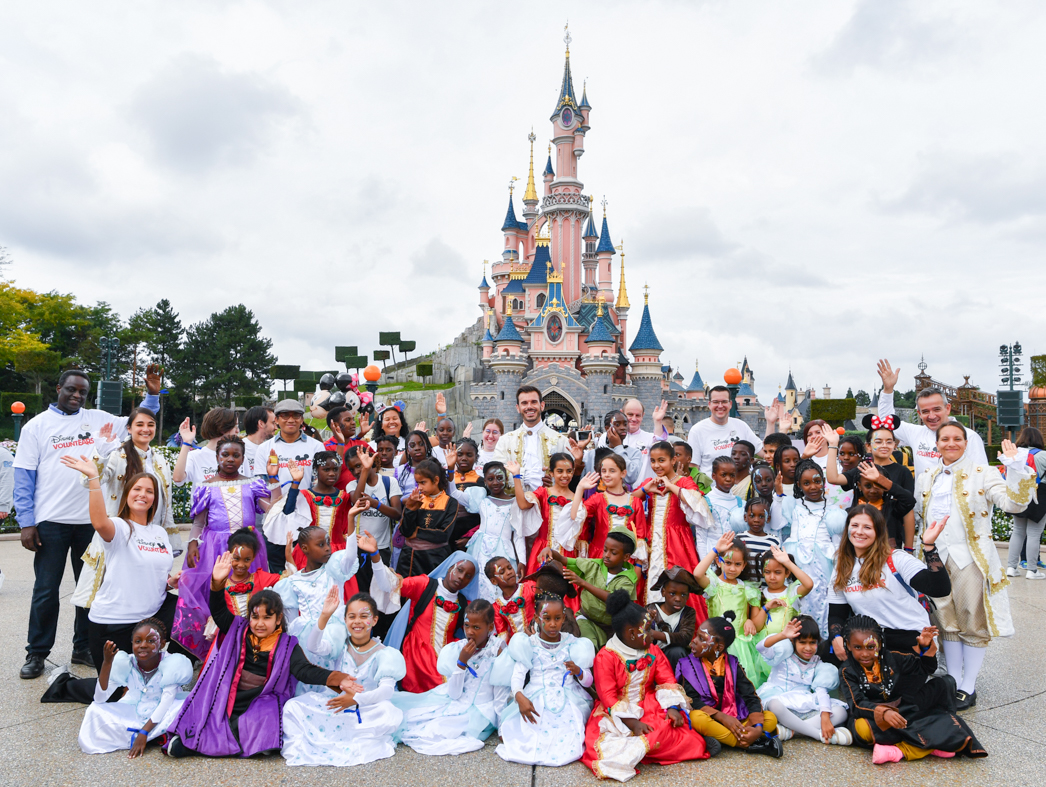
[165,553,355,759]
[392,599,510,755]
[676,613,782,758]
[757,617,850,746]
[171,436,280,660]
[75,408,179,610]
[693,531,767,686]
[446,452,539,603]
[839,615,985,763]
[493,594,595,767]
[750,544,813,641]
[526,452,580,577]
[581,588,709,781]
[272,504,371,686]
[769,458,848,636]
[78,619,192,756]
[281,591,406,767]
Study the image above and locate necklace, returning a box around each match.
[349,638,376,653]
[425,491,444,509]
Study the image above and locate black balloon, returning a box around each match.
[319,373,336,391]
[335,372,354,392]
[327,391,347,407]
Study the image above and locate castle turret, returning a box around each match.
[596,206,615,305]
[490,302,529,428]
[687,359,705,400]
[582,205,599,289]
[543,145,554,197]
[627,287,664,430]
[580,296,618,424]
[615,240,630,348]
[784,370,797,412]
[482,309,495,360]
[478,261,490,313]
[522,131,539,224]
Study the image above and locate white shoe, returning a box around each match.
[830,728,853,745]
[46,665,69,686]
[776,725,794,741]
[1007,567,1021,577]
[1027,570,1046,580]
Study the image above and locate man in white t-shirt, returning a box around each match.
[14,367,161,678]
[492,386,569,491]
[255,399,325,570]
[621,398,671,483]
[242,405,275,476]
[876,359,988,480]
[686,385,764,476]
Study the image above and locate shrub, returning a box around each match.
[809,398,857,428]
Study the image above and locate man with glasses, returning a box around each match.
[686,385,764,476]
[255,399,325,571]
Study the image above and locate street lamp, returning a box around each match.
[100,336,120,380]
[1000,342,1023,390]
[10,401,25,441]
[724,368,742,418]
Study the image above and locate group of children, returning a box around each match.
[73,412,985,779]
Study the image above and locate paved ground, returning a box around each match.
[1,540,1043,786]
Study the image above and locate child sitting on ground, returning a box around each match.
[676,613,783,758]
[78,619,193,756]
[643,566,702,670]
[392,599,509,755]
[281,591,406,767]
[493,594,595,767]
[757,616,850,745]
[582,589,710,781]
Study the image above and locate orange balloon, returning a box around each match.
[836,426,845,434]
[723,368,742,385]
[10,401,25,414]
[363,365,382,383]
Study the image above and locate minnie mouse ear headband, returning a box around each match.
[862,414,899,432]
[651,565,701,594]
[520,561,578,598]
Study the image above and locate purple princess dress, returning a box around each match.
[172,477,274,659]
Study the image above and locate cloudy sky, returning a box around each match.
[2,0,1043,400]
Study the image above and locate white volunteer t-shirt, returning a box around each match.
[877,391,988,479]
[89,517,173,625]
[686,418,764,476]
[347,476,402,549]
[243,438,269,477]
[256,433,326,490]
[12,406,128,525]
[826,549,930,632]
[178,446,218,487]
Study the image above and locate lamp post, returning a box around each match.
[100,336,120,379]
[998,342,1024,438]
[362,364,382,397]
[724,368,742,418]
[11,401,25,441]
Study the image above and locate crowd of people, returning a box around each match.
[6,358,1044,779]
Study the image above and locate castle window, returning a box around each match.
[536,293,546,309]
[512,298,523,311]
[603,385,608,394]
[500,391,504,400]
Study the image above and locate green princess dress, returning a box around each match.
[703,572,770,687]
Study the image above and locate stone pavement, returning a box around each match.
[0,539,1042,787]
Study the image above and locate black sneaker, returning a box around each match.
[702,735,722,758]
[70,649,93,667]
[745,734,784,758]
[20,654,46,679]
[955,690,977,711]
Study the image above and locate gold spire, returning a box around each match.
[524,130,538,203]
[615,240,630,309]
[508,176,518,197]
[597,294,605,316]
[505,300,513,317]
[644,283,649,305]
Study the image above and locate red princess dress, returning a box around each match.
[562,493,650,602]
[582,638,709,781]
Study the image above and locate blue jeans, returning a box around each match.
[26,521,94,658]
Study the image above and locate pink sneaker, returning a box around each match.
[872,744,904,764]
[931,750,955,758]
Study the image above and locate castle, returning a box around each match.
[414,29,767,435]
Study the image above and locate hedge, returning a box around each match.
[1,393,43,418]
[809,398,857,428]
[237,395,263,409]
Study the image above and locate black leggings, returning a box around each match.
[87,592,180,671]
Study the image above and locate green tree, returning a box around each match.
[854,389,871,407]
[143,299,184,440]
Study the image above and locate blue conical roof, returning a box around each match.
[785,370,796,391]
[479,275,489,289]
[552,52,578,117]
[501,195,521,232]
[483,325,494,342]
[628,304,663,353]
[596,214,615,253]
[578,84,591,110]
[495,315,523,343]
[688,369,705,391]
[524,246,550,286]
[587,312,614,344]
[583,214,598,239]
[544,154,554,177]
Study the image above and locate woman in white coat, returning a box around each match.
[915,424,1035,709]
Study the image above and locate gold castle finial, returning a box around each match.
[524,129,538,203]
[564,21,571,54]
[644,282,649,305]
[505,300,513,317]
[601,195,608,217]
[597,294,605,316]
[508,176,518,197]
[615,239,630,309]
[696,358,700,371]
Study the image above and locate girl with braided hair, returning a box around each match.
[769,458,848,635]
[78,617,192,755]
[839,614,986,763]
[492,593,595,766]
